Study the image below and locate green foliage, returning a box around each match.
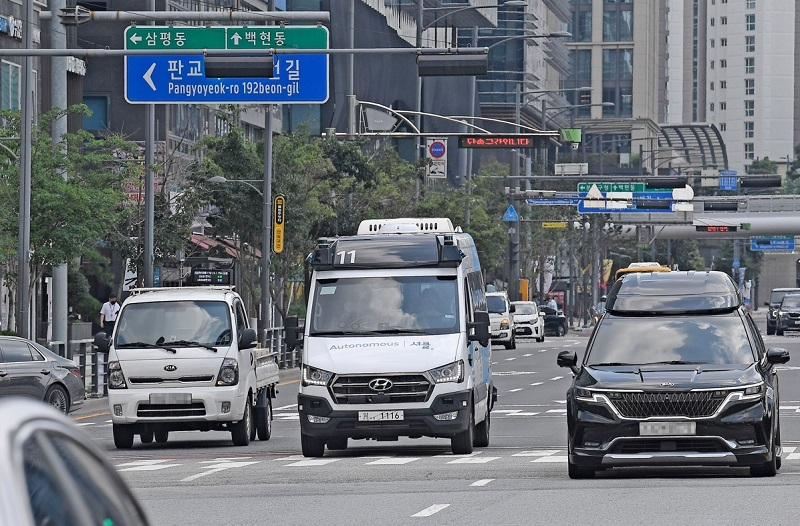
[747,157,778,175]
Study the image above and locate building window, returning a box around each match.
[601,48,633,118]
[746,14,755,31]
[747,0,755,8]
[745,78,754,95]
[82,95,109,132]
[744,143,754,160]
[721,16,727,25]
[710,60,715,70]
[745,100,754,117]
[720,123,726,131]
[710,39,715,48]
[720,38,727,46]
[710,82,715,90]
[745,122,754,138]
[710,103,714,111]
[745,57,755,74]
[720,59,727,68]
[569,4,593,43]
[1,60,21,111]
[720,81,727,89]
[720,102,727,110]
[710,18,715,27]
[602,1,634,42]
[745,35,755,52]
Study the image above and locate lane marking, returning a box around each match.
[470,479,494,487]
[530,382,543,386]
[285,458,342,467]
[412,504,450,517]
[448,456,499,464]
[513,450,560,457]
[366,458,420,465]
[117,459,182,471]
[181,459,260,482]
[549,376,564,381]
[532,456,568,463]
[508,388,523,393]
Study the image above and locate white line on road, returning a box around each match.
[274,404,297,411]
[523,353,533,357]
[285,459,342,467]
[508,388,523,393]
[532,456,568,463]
[180,460,260,482]
[513,450,560,457]
[530,382,543,386]
[366,458,420,465]
[116,459,182,472]
[448,456,499,464]
[412,504,450,517]
[470,479,494,487]
[505,357,518,361]
[549,376,564,381]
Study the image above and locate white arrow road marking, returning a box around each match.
[470,479,494,487]
[129,34,142,45]
[143,63,157,91]
[181,458,260,482]
[412,504,450,517]
[117,459,182,471]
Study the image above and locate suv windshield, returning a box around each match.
[781,295,800,309]
[309,276,459,335]
[114,300,232,347]
[587,314,756,365]
[770,290,799,306]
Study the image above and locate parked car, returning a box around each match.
[0,336,85,414]
[486,291,516,349]
[558,270,789,479]
[512,301,545,342]
[539,306,568,337]
[776,293,800,336]
[0,398,150,525]
[765,287,800,335]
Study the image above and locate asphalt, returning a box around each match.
[72,367,301,419]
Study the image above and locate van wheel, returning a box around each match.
[231,396,252,446]
[473,409,490,448]
[256,397,272,441]
[301,433,326,457]
[451,408,474,455]
[113,424,134,449]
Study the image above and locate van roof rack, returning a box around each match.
[357,218,457,235]
[128,286,236,295]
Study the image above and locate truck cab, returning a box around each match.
[285,218,493,457]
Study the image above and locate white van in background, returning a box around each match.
[285,218,494,457]
[486,291,516,349]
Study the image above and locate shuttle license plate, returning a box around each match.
[358,410,404,422]
[639,422,696,436]
[149,393,192,405]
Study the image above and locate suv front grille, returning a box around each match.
[610,391,723,419]
[330,374,432,404]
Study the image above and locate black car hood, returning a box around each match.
[577,363,763,390]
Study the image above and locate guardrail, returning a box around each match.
[48,339,106,398]
[262,326,300,369]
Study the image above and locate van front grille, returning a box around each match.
[330,374,432,404]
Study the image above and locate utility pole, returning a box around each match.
[17,0,34,339]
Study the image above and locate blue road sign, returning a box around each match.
[750,236,796,251]
[578,191,674,213]
[125,54,329,104]
[503,204,519,222]
[719,170,738,191]
[527,198,581,206]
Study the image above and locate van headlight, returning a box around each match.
[428,361,464,383]
[107,361,127,389]
[302,365,333,387]
[216,358,239,386]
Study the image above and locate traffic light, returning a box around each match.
[510,240,520,265]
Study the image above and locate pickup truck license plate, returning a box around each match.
[358,410,404,422]
[639,421,696,436]
[149,393,192,405]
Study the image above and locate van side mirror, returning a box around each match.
[509,303,516,313]
[284,315,304,349]
[468,311,490,347]
[93,332,109,353]
[239,328,258,349]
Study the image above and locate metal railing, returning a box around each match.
[262,326,300,369]
[48,339,106,398]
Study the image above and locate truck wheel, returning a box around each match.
[113,424,134,449]
[473,409,490,448]
[327,437,348,450]
[231,396,252,446]
[451,409,474,455]
[155,430,169,443]
[301,433,326,457]
[256,398,272,441]
[140,431,154,444]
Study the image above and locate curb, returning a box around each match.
[72,367,301,418]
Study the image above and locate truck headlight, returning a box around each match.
[428,361,464,384]
[500,318,509,330]
[302,365,333,387]
[216,358,239,386]
[107,361,127,389]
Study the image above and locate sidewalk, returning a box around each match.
[72,367,300,418]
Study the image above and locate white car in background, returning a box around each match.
[512,301,545,342]
[486,291,516,349]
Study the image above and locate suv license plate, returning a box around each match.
[358,410,404,422]
[639,422,696,436]
[149,393,192,405]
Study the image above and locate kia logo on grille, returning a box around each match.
[369,378,393,391]
[164,365,177,372]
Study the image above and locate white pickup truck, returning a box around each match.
[94,286,279,449]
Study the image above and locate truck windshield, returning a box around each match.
[309,276,459,335]
[114,300,233,347]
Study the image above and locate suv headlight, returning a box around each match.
[302,365,333,387]
[107,361,127,389]
[428,360,464,383]
[216,358,239,386]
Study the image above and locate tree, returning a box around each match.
[747,157,778,174]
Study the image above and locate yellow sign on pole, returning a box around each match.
[542,221,567,229]
[273,195,285,254]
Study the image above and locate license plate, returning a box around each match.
[149,393,192,405]
[639,421,696,436]
[358,410,404,422]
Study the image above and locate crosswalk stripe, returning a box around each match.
[532,456,568,463]
[448,456,500,464]
[366,458,419,465]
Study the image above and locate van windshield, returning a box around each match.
[309,276,459,335]
[114,301,233,347]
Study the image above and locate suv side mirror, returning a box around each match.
[284,315,304,349]
[239,328,258,349]
[468,311,490,347]
[766,347,790,365]
[93,332,109,353]
[557,350,580,375]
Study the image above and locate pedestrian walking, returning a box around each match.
[100,294,120,335]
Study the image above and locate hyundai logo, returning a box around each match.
[164,365,177,372]
[368,378,393,392]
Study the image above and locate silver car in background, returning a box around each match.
[0,336,85,414]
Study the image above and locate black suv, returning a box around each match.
[558,270,790,479]
[776,293,800,336]
[765,287,800,335]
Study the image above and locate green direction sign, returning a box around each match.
[578,182,645,193]
[125,26,329,50]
